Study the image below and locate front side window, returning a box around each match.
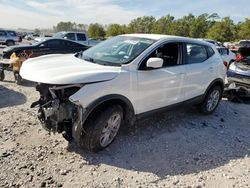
[47,40,61,48]
[186,44,208,64]
[80,36,156,66]
[140,42,181,70]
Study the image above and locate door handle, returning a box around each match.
[179,72,185,75]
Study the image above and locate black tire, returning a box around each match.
[79,105,123,152]
[6,40,15,46]
[0,70,5,81]
[200,85,222,115]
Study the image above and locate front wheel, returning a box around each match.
[79,105,123,152]
[200,86,222,114]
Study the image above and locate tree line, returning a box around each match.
[53,13,250,42]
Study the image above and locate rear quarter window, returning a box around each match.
[207,46,215,57]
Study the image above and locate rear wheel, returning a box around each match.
[200,85,222,114]
[79,105,123,152]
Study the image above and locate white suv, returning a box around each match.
[20,34,226,152]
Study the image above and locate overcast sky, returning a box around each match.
[0,0,249,29]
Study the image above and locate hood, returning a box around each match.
[20,54,121,84]
[228,62,250,77]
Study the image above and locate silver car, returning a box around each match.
[0,29,20,46]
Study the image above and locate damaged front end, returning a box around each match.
[31,83,84,141]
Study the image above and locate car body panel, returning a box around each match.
[20,54,121,84]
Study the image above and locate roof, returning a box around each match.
[122,33,214,47]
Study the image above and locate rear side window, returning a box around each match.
[65,33,76,40]
[77,33,86,41]
[186,44,208,64]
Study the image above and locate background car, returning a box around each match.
[2,38,89,59]
[0,38,89,83]
[24,33,40,41]
[227,46,250,88]
[0,29,21,46]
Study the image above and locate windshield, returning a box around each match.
[80,36,156,66]
[53,32,65,38]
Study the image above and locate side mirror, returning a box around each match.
[39,44,45,48]
[146,57,163,69]
[63,36,68,39]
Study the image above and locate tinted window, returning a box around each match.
[47,40,61,48]
[65,33,76,40]
[207,46,215,57]
[7,31,17,36]
[0,31,7,36]
[77,33,86,41]
[65,41,83,48]
[186,44,208,64]
[140,43,181,69]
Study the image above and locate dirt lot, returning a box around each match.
[0,47,250,187]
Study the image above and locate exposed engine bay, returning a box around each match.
[31,83,84,141]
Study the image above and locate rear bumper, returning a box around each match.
[227,70,250,87]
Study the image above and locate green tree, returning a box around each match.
[172,14,195,37]
[238,19,250,40]
[106,24,126,37]
[54,22,75,32]
[88,23,106,39]
[152,15,175,35]
[127,16,156,33]
[206,17,236,42]
[34,28,41,35]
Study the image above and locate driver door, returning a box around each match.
[136,42,186,114]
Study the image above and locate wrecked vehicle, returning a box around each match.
[20,34,226,152]
[225,46,250,101]
[227,46,250,87]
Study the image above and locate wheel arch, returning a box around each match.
[82,94,136,127]
[205,78,224,96]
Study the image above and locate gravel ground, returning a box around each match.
[0,49,250,187]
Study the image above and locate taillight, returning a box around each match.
[223,61,228,68]
[236,53,242,62]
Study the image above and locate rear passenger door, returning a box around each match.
[183,43,216,100]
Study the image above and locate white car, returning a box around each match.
[20,34,226,152]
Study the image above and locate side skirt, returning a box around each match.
[136,94,205,120]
